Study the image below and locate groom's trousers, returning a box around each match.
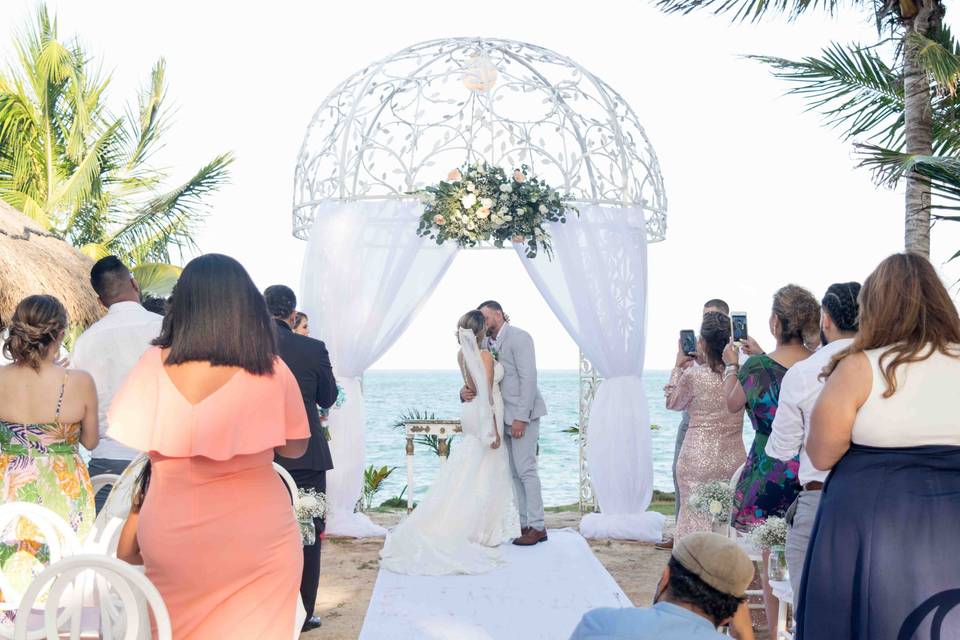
[504,418,545,531]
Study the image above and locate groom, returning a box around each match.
[464,301,548,546]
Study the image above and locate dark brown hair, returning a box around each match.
[293,312,308,331]
[700,311,731,374]
[772,285,820,345]
[2,295,68,370]
[825,254,960,397]
[478,300,511,324]
[153,254,277,375]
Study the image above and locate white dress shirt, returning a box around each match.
[70,301,164,461]
[765,338,853,485]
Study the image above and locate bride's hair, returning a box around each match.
[458,310,486,347]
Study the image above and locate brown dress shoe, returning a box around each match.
[520,526,532,537]
[654,538,674,551]
[512,528,548,546]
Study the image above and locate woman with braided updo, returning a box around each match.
[665,311,746,539]
[0,295,99,595]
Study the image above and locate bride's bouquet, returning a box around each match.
[413,162,577,259]
[687,480,734,527]
[295,488,327,546]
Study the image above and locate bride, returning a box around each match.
[379,310,521,575]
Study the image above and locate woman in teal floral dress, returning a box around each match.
[0,296,99,598]
[722,285,820,630]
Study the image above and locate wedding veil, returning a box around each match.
[458,328,497,446]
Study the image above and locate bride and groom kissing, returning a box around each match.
[380,301,548,575]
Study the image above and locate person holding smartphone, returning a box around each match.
[665,312,746,540]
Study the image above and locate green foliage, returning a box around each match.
[0,5,232,272]
[379,486,409,510]
[358,464,396,513]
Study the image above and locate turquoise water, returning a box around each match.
[363,370,752,507]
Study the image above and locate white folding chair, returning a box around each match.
[272,463,300,510]
[12,554,171,640]
[89,475,120,500]
[86,456,149,557]
[0,503,83,639]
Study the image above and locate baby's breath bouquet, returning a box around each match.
[750,516,788,550]
[295,488,327,546]
[414,162,577,259]
[688,480,734,525]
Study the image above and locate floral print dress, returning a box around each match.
[730,355,801,532]
[0,374,95,597]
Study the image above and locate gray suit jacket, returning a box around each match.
[491,324,547,425]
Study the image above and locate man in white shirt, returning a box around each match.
[71,256,164,512]
[765,281,860,605]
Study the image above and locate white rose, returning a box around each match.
[503,215,513,222]
[467,221,476,231]
[498,207,509,216]
[466,182,476,192]
[461,193,477,209]
[709,500,722,515]
[500,183,513,193]
[539,204,548,214]
[480,197,494,209]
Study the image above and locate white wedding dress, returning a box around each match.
[379,329,521,575]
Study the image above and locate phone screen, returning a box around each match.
[731,313,748,343]
[680,330,697,356]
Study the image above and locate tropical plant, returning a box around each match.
[654,0,953,257]
[0,6,232,292]
[358,464,396,512]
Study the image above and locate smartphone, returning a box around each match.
[731,312,748,343]
[680,329,697,357]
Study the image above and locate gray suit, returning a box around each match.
[491,324,547,531]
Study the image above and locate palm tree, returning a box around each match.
[0,6,232,293]
[655,0,949,256]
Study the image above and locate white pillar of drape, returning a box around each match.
[515,205,664,541]
[300,200,458,537]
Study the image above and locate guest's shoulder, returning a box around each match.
[574,607,648,633]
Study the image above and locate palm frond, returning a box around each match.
[859,146,960,207]
[107,153,233,261]
[131,262,182,297]
[907,31,960,96]
[655,0,843,22]
[751,43,903,144]
[124,59,168,171]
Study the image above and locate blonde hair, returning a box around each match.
[458,310,486,347]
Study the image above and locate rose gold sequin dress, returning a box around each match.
[665,365,746,539]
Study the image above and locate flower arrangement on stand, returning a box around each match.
[414,163,577,259]
[688,480,735,532]
[751,516,790,581]
[295,488,327,546]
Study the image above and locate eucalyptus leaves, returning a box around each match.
[414,163,577,259]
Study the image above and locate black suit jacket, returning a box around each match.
[274,320,338,472]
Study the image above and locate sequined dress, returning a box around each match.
[665,364,746,539]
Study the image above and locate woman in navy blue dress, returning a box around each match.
[798,253,960,639]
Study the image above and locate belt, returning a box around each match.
[1,443,77,457]
[803,481,824,491]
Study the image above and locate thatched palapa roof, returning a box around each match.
[0,200,102,328]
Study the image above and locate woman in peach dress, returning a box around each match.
[108,254,310,640]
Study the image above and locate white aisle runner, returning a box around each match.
[359,529,632,640]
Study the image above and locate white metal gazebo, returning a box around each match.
[294,37,667,539]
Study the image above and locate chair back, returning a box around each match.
[272,463,299,509]
[12,554,171,640]
[87,456,149,556]
[89,475,121,501]
[0,503,82,606]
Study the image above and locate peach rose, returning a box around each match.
[448,169,462,181]
[512,234,525,243]
[433,214,446,226]
[513,170,526,183]
[476,207,491,219]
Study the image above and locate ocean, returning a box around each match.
[363,369,753,507]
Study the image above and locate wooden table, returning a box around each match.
[402,420,461,513]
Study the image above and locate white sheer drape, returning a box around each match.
[300,200,458,537]
[515,205,664,541]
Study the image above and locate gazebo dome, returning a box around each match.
[293,37,667,242]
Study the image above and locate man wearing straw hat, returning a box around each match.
[570,533,755,639]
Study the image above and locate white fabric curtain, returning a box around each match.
[300,200,458,537]
[515,205,664,541]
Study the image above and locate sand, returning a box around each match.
[304,510,675,640]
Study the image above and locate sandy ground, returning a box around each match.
[303,510,684,640]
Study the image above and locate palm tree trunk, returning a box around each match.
[902,1,939,257]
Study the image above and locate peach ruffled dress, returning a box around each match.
[107,347,309,640]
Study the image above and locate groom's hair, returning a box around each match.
[478,300,510,323]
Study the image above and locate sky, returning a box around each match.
[5,0,960,370]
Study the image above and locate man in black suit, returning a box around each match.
[264,285,338,632]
